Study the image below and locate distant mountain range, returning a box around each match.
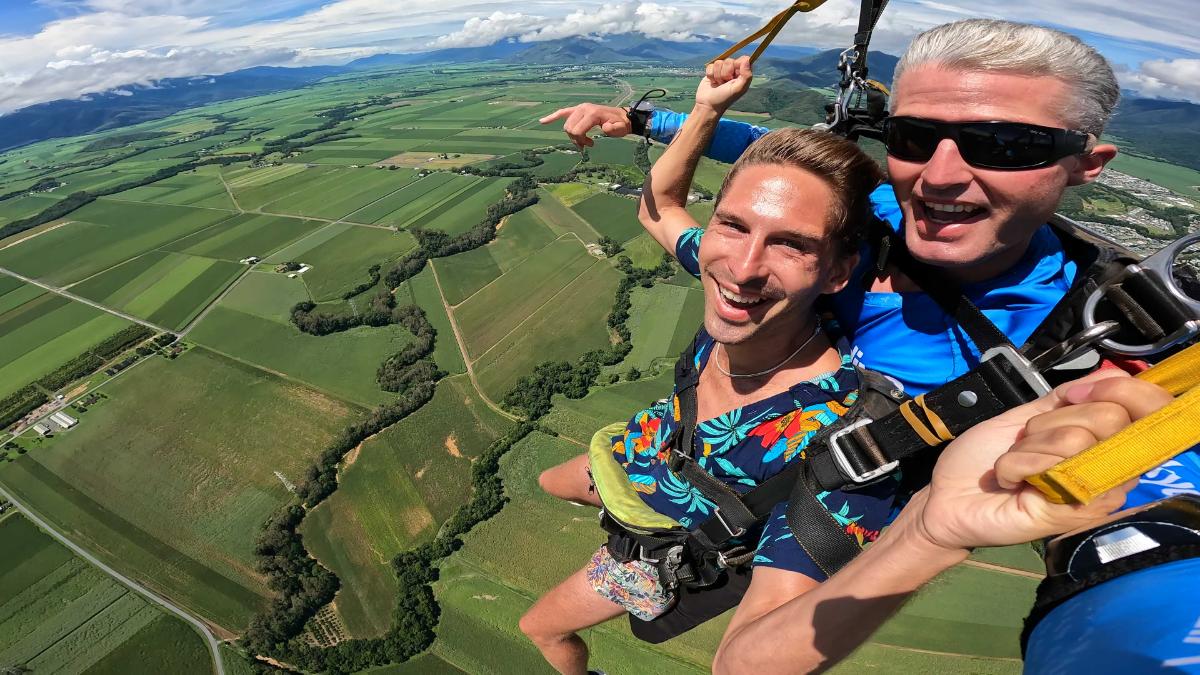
[2,33,1198,172]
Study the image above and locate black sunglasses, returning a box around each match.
[883,116,1094,170]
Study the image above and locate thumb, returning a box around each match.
[600,120,623,135]
[992,368,1131,426]
[735,55,753,81]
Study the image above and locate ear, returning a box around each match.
[822,252,859,294]
[1066,142,1117,187]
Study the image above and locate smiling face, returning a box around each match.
[888,64,1113,282]
[698,164,855,348]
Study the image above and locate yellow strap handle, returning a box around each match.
[710,0,832,65]
[1026,342,1200,504]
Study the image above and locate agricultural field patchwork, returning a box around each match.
[0,514,210,675]
[300,375,512,637]
[110,166,236,210]
[570,192,643,243]
[0,348,356,630]
[71,250,243,330]
[163,212,325,261]
[433,207,558,305]
[0,199,236,285]
[0,288,131,399]
[188,271,416,406]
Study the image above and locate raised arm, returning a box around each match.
[714,372,1174,674]
[638,57,754,255]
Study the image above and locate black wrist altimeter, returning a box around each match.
[626,88,666,139]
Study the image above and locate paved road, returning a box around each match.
[0,266,170,333]
[0,484,226,675]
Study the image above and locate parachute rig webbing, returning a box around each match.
[1026,341,1200,504]
[710,1,832,65]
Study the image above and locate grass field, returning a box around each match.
[301,375,513,637]
[0,289,131,398]
[473,259,621,401]
[1108,152,1200,199]
[0,199,236,285]
[112,167,236,210]
[260,167,415,221]
[395,266,467,375]
[453,238,596,359]
[587,138,638,166]
[71,250,243,330]
[0,514,210,674]
[0,348,356,630]
[531,189,600,242]
[435,208,559,305]
[260,223,417,301]
[188,271,418,406]
[570,193,643,243]
[164,212,325,261]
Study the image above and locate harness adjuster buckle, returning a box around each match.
[712,506,747,539]
[829,418,898,484]
[980,343,1051,397]
[717,546,753,569]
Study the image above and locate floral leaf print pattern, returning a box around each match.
[627,473,658,495]
[697,407,772,455]
[659,470,715,517]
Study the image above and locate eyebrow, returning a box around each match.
[713,209,827,250]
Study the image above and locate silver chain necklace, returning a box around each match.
[714,322,823,379]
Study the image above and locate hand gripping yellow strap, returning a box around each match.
[710,0,832,64]
[1027,342,1200,504]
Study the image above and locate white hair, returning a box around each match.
[892,19,1120,136]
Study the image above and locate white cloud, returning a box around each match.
[1119,58,1200,102]
[1,0,1199,114]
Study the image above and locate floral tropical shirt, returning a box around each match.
[608,230,897,581]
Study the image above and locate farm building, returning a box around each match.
[32,423,51,437]
[50,411,78,429]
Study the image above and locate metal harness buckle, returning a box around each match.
[712,506,747,539]
[1083,232,1200,357]
[981,343,1052,398]
[829,417,897,484]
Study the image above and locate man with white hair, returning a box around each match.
[539,18,1200,670]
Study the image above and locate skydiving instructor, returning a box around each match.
[539,18,1200,673]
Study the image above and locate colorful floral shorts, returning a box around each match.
[585,545,676,621]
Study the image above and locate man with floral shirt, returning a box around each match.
[519,65,892,675]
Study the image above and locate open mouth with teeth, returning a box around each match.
[718,285,767,310]
[918,199,987,225]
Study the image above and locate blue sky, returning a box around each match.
[1,0,1197,114]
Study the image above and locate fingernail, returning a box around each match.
[1066,383,1094,404]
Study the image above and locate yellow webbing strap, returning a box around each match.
[1027,342,1200,504]
[588,423,682,531]
[710,0,832,65]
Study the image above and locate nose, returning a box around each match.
[726,233,769,284]
[919,138,973,189]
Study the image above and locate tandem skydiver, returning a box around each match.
[521,68,896,674]
[534,15,1200,671]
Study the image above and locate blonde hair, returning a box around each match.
[716,128,884,255]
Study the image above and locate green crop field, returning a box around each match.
[531,189,600,241]
[0,199,236,285]
[351,172,461,225]
[261,167,415,220]
[301,375,512,637]
[0,514,209,674]
[453,238,596,359]
[407,177,513,236]
[473,260,621,401]
[570,193,643,243]
[112,167,236,209]
[71,250,243,330]
[0,348,356,630]
[228,164,342,211]
[542,370,673,443]
[290,225,418,301]
[164,212,325,261]
[0,193,63,227]
[189,272,416,407]
[587,137,639,166]
[1108,152,1200,199]
[395,266,467,375]
[434,208,559,305]
[0,290,131,398]
[614,283,705,373]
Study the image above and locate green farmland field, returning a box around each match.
[531,189,600,242]
[0,348,356,630]
[453,237,596,359]
[0,514,209,674]
[570,193,643,243]
[71,250,243,330]
[407,177,512,236]
[292,225,418,301]
[301,375,512,637]
[395,267,467,375]
[189,272,417,407]
[164,212,324,261]
[0,193,63,228]
[0,199,236,285]
[260,167,416,221]
[473,259,620,401]
[434,208,559,305]
[112,167,236,209]
[0,291,131,398]
[585,137,639,166]
[614,283,704,373]
[1108,152,1200,199]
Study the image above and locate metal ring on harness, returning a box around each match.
[1083,232,1200,356]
